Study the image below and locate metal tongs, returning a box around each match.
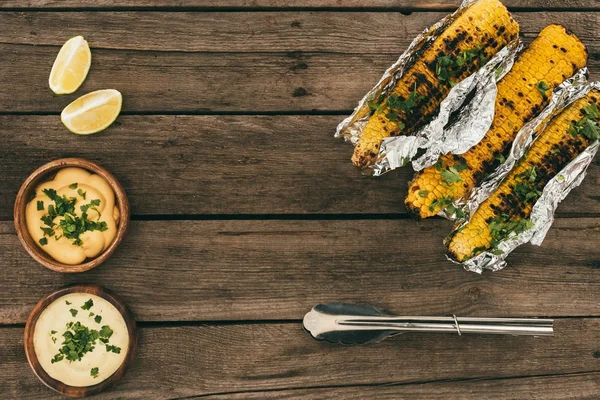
[303,303,554,344]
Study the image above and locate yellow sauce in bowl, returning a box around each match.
[25,167,119,264]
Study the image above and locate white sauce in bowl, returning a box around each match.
[33,293,129,387]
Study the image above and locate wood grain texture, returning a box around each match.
[0,12,598,112]
[205,372,600,399]
[1,0,598,10]
[2,218,600,324]
[3,319,600,399]
[1,115,599,218]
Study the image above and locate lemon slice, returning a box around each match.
[49,36,92,94]
[61,89,122,135]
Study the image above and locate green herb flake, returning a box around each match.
[91,367,99,379]
[489,214,535,248]
[99,325,113,339]
[65,300,72,305]
[385,86,425,116]
[536,81,550,97]
[441,166,463,184]
[39,237,48,246]
[50,330,57,335]
[429,195,454,213]
[94,315,102,324]
[50,321,116,365]
[418,190,429,198]
[69,308,78,317]
[51,354,64,364]
[36,200,44,211]
[494,153,506,164]
[37,191,107,248]
[81,299,94,311]
[435,46,486,87]
[106,344,121,354]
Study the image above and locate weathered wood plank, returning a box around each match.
[205,373,600,399]
[1,0,598,10]
[2,218,599,324]
[1,116,599,218]
[2,12,599,53]
[0,12,598,112]
[3,319,600,399]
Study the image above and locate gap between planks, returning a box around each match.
[166,370,600,400]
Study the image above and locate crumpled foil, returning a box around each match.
[373,41,521,175]
[448,75,600,274]
[334,0,519,171]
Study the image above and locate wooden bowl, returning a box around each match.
[14,158,130,273]
[24,284,138,398]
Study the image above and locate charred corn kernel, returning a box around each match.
[405,25,587,218]
[446,91,600,262]
[351,0,519,168]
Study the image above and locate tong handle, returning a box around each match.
[303,304,554,344]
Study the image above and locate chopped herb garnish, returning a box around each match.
[435,46,486,87]
[39,237,48,246]
[445,203,466,219]
[69,183,78,189]
[51,353,64,364]
[513,167,541,203]
[69,308,78,317]
[536,81,550,98]
[429,195,454,212]
[418,190,429,198]
[50,330,57,335]
[50,321,117,366]
[569,103,600,141]
[489,214,534,248]
[91,367,99,379]
[38,190,106,248]
[65,300,72,305]
[99,325,113,339]
[441,163,467,185]
[94,315,102,324]
[434,160,444,171]
[81,299,94,311]
[494,153,506,164]
[52,336,57,343]
[472,246,487,256]
[41,214,55,228]
[105,344,121,354]
[41,227,55,236]
[37,200,44,211]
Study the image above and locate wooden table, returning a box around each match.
[2,1,599,398]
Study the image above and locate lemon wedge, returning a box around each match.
[49,36,92,94]
[61,89,122,135]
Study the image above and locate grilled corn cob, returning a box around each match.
[405,25,587,218]
[446,90,600,262]
[352,0,519,168]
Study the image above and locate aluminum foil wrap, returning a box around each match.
[334,0,519,174]
[374,41,520,176]
[449,75,600,274]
